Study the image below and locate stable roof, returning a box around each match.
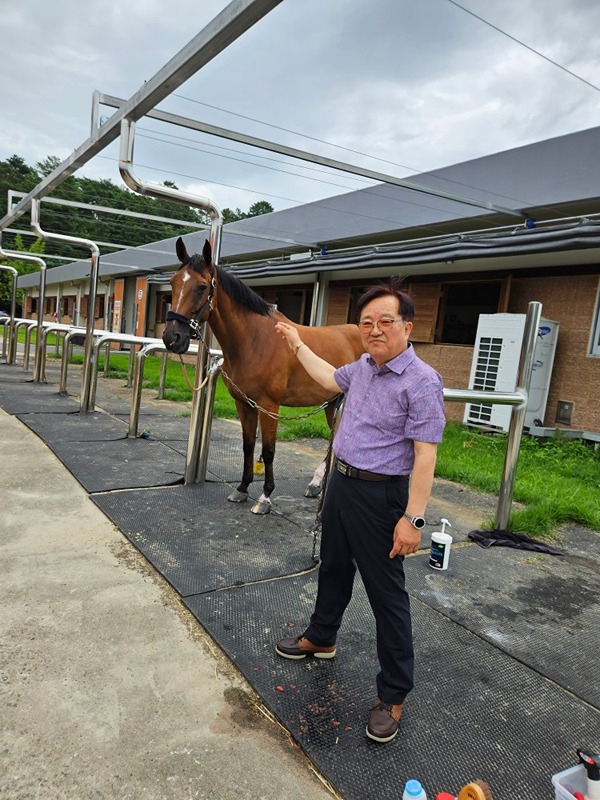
[17,123,600,288]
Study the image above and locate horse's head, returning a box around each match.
[162,237,215,354]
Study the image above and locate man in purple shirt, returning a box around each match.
[274,279,445,744]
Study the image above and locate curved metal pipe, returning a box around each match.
[59,328,84,394]
[0,237,46,372]
[128,341,201,438]
[0,264,18,364]
[31,199,100,409]
[119,118,224,483]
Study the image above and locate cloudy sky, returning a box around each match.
[2,0,600,220]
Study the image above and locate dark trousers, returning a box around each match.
[305,469,414,705]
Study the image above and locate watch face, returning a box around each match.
[414,517,426,529]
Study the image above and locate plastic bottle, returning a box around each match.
[577,749,600,800]
[403,779,427,799]
[429,518,453,570]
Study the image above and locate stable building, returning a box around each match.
[18,124,600,436]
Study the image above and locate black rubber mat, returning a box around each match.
[0,381,79,414]
[185,573,600,800]
[92,482,317,595]
[159,414,327,480]
[47,438,184,491]
[122,413,190,441]
[405,529,600,707]
[0,367,36,383]
[19,411,128,442]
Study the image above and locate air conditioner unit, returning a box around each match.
[463,313,559,432]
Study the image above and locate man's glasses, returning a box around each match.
[357,317,403,333]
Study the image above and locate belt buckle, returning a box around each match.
[337,460,348,476]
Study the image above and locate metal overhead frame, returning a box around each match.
[120,118,224,484]
[0,236,46,378]
[31,200,100,407]
[0,0,284,417]
[96,93,525,219]
[0,0,286,234]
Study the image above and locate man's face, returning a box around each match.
[359,295,413,366]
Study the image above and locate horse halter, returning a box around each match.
[166,269,216,339]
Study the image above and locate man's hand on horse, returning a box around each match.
[275,321,302,352]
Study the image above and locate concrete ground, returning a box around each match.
[0,407,334,800]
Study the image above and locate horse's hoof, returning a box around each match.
[251,499,271,515]
[304,482,322,498]
[227,489,248,503]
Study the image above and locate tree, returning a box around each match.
[248,200,273,217]
[0,154,276,264]
[0,235,45,311]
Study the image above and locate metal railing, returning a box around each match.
[188,302,542,532]
[118,118,224,485]
[88,332,168,411]
[128,341,201,437]
[0,264,18,364]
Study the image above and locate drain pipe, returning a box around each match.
[31,199,100,409]
[119,118,223,483]
[0,235,46,377]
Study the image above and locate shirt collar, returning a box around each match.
[366,342,415,375]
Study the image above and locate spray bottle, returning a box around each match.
[577,749,600,800]
[429,518,453,570]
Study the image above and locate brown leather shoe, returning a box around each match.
[365,699,403,743]
[275,635,336,660]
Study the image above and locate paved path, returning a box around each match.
[0,407,334,800]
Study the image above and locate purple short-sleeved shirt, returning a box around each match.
[333,343,445,475]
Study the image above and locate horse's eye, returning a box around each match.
[195,283,208,295]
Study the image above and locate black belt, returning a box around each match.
[335,459,409,483]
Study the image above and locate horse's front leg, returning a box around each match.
[227,400,258,504]
[250,411,278,515]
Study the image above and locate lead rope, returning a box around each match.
[309,393,344,561]
[178,327,338,421]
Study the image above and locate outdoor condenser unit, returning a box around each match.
[463,313,559,432]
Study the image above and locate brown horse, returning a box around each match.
[163,238,364,514]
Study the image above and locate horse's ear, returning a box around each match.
[202,239,212,268]
[176,237,189,265]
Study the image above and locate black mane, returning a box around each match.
[188,253,272,317]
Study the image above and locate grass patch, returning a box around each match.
[59,350,600,537]
[437,423,600,537]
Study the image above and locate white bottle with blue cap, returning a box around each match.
[402,778,427,799]
[429,518,453,570]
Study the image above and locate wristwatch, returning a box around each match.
[403,513,426,529]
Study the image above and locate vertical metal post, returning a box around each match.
[158,351,168,399]
[130,344,148,437]
[197,358,224,481]
[127,344,136,387]
[119,117,223,483]
[0,264,18,364]
[31,199,100,410]
[23,321,37,371]
[60,331,77,394]
[309,273,322,327]
[495,301,542,530]
[0,242,46,369]
[33,263,47,382]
